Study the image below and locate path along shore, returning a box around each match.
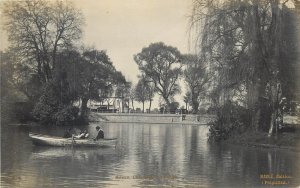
[89,112,214,125]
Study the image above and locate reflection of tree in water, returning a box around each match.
[205,144,300,187]
[135,125,184,186]
[1,125,34,186]
[184,126,201,174]
[163,124,300,188]
[136,125,162,175]
[161,126,176,173]
[180,126,212,186]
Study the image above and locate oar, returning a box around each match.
[71,135,76,147]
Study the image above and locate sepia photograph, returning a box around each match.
[1,0,300,187]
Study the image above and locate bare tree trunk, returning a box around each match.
[142,101,145,113]
[192,98,199,114]
[248,4,270,132]
[268,112,276,137]
[81,97,89,119]
[163,95,170,112]
[268,1,282,136]
[122,97,124,113]
[107,99,110,110]
[247,81,261,131]
[131,99,135,110]
[148,99,152,113]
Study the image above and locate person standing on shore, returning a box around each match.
[94,126,104,140]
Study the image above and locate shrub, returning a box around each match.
[208,101,250,142]
[32,81,79,125]
[53,105,79,125]
[32,87,57,124]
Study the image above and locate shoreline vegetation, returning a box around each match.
[224,129,300,152]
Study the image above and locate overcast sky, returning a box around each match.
[1,0,194,109]
[74,0,194,108]
[73,0,193,82]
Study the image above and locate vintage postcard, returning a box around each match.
[1,0,299,187]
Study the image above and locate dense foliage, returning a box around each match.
[1,1,126,125]
[208,101,250,142]
[190,0,300,141]
[134,75,155,113]
[182,54,209,113]
[134,42,182,110]
[32,79,74,124]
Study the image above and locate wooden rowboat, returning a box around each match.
[29,132,117,147]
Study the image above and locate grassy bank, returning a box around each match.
[225,128,300,151]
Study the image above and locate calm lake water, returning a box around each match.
[1,122,300,188]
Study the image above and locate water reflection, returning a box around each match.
[30,147,117,160]
[1,122,300,187]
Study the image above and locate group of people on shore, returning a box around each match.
[63,126,104,141]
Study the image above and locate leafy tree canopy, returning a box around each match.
[134,42,183,109]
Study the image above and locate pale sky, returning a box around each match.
[1,0,194,109]
[73,0,192,82]
[73,0,193,109]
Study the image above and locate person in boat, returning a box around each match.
[63,128,72,138]
[74,129,89,139]
[81,130,89,138]
[94,126,104,141]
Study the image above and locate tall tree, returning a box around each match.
[183,54,209,113]
[146,81,155,113]
[2,0,83,83]
[134,42,182,110]
[129,86,136,111]
[32,48,126,124]
[183,91,192,111]
[134,77,149,113]
[32,49,81,124]
[190,0,299,137]
[78,49,120,119]
[0,51,19,121]
[115,79,131,112]
[0,50,42,101]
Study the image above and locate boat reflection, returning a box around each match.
[30,146,117,161]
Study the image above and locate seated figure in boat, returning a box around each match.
[63,128,72,138]
[94,126,104,141]
[74,130,89,139]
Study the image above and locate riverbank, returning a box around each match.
[88,112,214,125]
[225,129,300,152]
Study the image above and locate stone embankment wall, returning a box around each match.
[89,112,214,124]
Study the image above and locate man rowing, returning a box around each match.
[94,126,104,141]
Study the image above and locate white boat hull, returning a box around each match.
[29,133,117,147]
